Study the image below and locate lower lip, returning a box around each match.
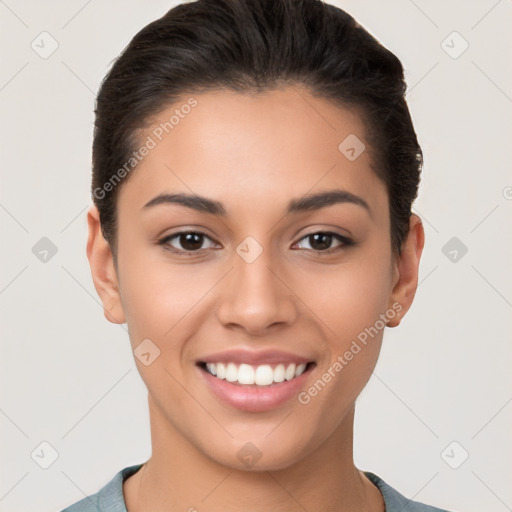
[198,364,314,413]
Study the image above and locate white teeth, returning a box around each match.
[216,362,226,379]
[285,363,295,381]
[295,363,307,377]
[203,361,311,386]
[273,364,285,383]
[254,365,274,386]
[225,363,238,382]
[238,364,255,384]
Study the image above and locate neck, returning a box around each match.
[124,400,384,512]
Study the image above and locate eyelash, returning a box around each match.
[157,230,355,256]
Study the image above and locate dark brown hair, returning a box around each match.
[92,0,422,262]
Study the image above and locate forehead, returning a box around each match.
[117,86,388,221]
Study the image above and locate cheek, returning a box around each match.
[297,253,392,337]
[295,260,390,415]
[116,240,208,340]
[116,255,201,409]
[296,251,392,402]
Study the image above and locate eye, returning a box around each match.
[293,231,354,253]
[158,231,218,254]
[157,230,354,256]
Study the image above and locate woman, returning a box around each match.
[62,0,453,510]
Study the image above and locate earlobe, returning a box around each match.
[86,205,126,324]
[386,214,425,328]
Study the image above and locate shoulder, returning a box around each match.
[363,471,456,512]
[59,463,144,512]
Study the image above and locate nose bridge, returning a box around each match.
[216,237,297,333]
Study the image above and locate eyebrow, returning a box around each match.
[142,189,372,217]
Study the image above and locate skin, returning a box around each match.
[87,85,424,512]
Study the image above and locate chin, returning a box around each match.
[200,431,315,473]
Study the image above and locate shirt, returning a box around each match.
[59,463,454,511]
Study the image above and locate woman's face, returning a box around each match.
[89,86,422,470]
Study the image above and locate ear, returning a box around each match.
[86,205,126,324]
[386,213,425,328]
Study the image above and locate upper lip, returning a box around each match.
[197,348,314,366]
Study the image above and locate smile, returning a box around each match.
[196,358,316,412]
[200,361,313,386]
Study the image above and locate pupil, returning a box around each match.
[311,233,331,250]
[181,233,202,250]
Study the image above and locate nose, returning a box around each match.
[216,246,298,335]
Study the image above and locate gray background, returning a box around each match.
[1,1,511,511]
